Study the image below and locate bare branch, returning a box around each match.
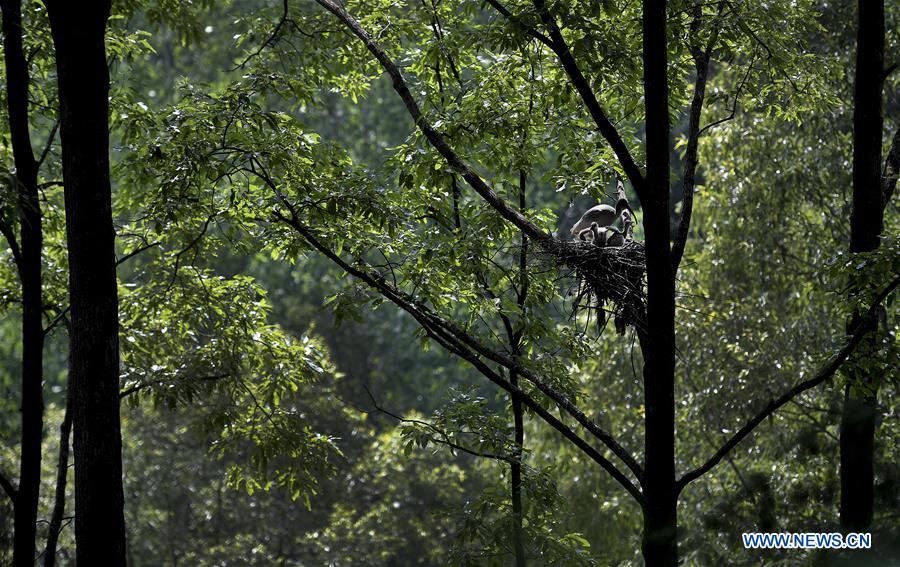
[884,62,898,80]
[115,241,161,266]
[677,275,900,492]
[42,306,69,337]
[697,46,758,139]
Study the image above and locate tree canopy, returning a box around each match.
[0,0,897,565]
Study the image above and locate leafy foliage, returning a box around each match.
[0,0,897,564]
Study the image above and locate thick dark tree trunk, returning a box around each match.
[849,2,885,251]
[1,1,45,564]
[641,1,677,565]
[45,1,127,564]
[840,0,885,533]
[840,390,876,530]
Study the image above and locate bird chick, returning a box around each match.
[590,222,606,247]
[604,226,625,247]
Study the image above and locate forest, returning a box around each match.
[0,0,897,565]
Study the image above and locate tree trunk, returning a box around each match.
[45,1,127,563]
[1,1,45,564]
[509,169,528,567]
[510,370,526,567]
[840,0,884,533]
[43,373,73,567]
[641,1,677,565]
[840,389,876,530]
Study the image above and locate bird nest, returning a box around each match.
[547,238,647,335]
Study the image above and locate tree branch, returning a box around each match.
[671,1,724,275]
[42,306,69,337]
[119,373,231,399]
[0,218,23,274]
[233,0,289,70]
[44,237,159,336]
[115,241,161,266]
[314,0,551,245]
[482,0,554,48]
[528,0,646,199]
[36,120,59,170]
[696,46,757,138]
[274,203,642,479]
[677,274,900,492]
[438,306,645,477]
[0,468,16,504]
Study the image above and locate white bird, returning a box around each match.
[570,204,617,238]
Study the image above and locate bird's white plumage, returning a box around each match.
[570,204,617,236]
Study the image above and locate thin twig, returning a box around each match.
[233,0,290,70]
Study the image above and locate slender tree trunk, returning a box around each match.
[641,1,677,565]
[1,2,45,564]
[508,169,529,567]
[840,0,885,533]
[43,374,73,567]
[45,2,127,563]
[510,371,526,566]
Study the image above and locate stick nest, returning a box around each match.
[547,238,647,334]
